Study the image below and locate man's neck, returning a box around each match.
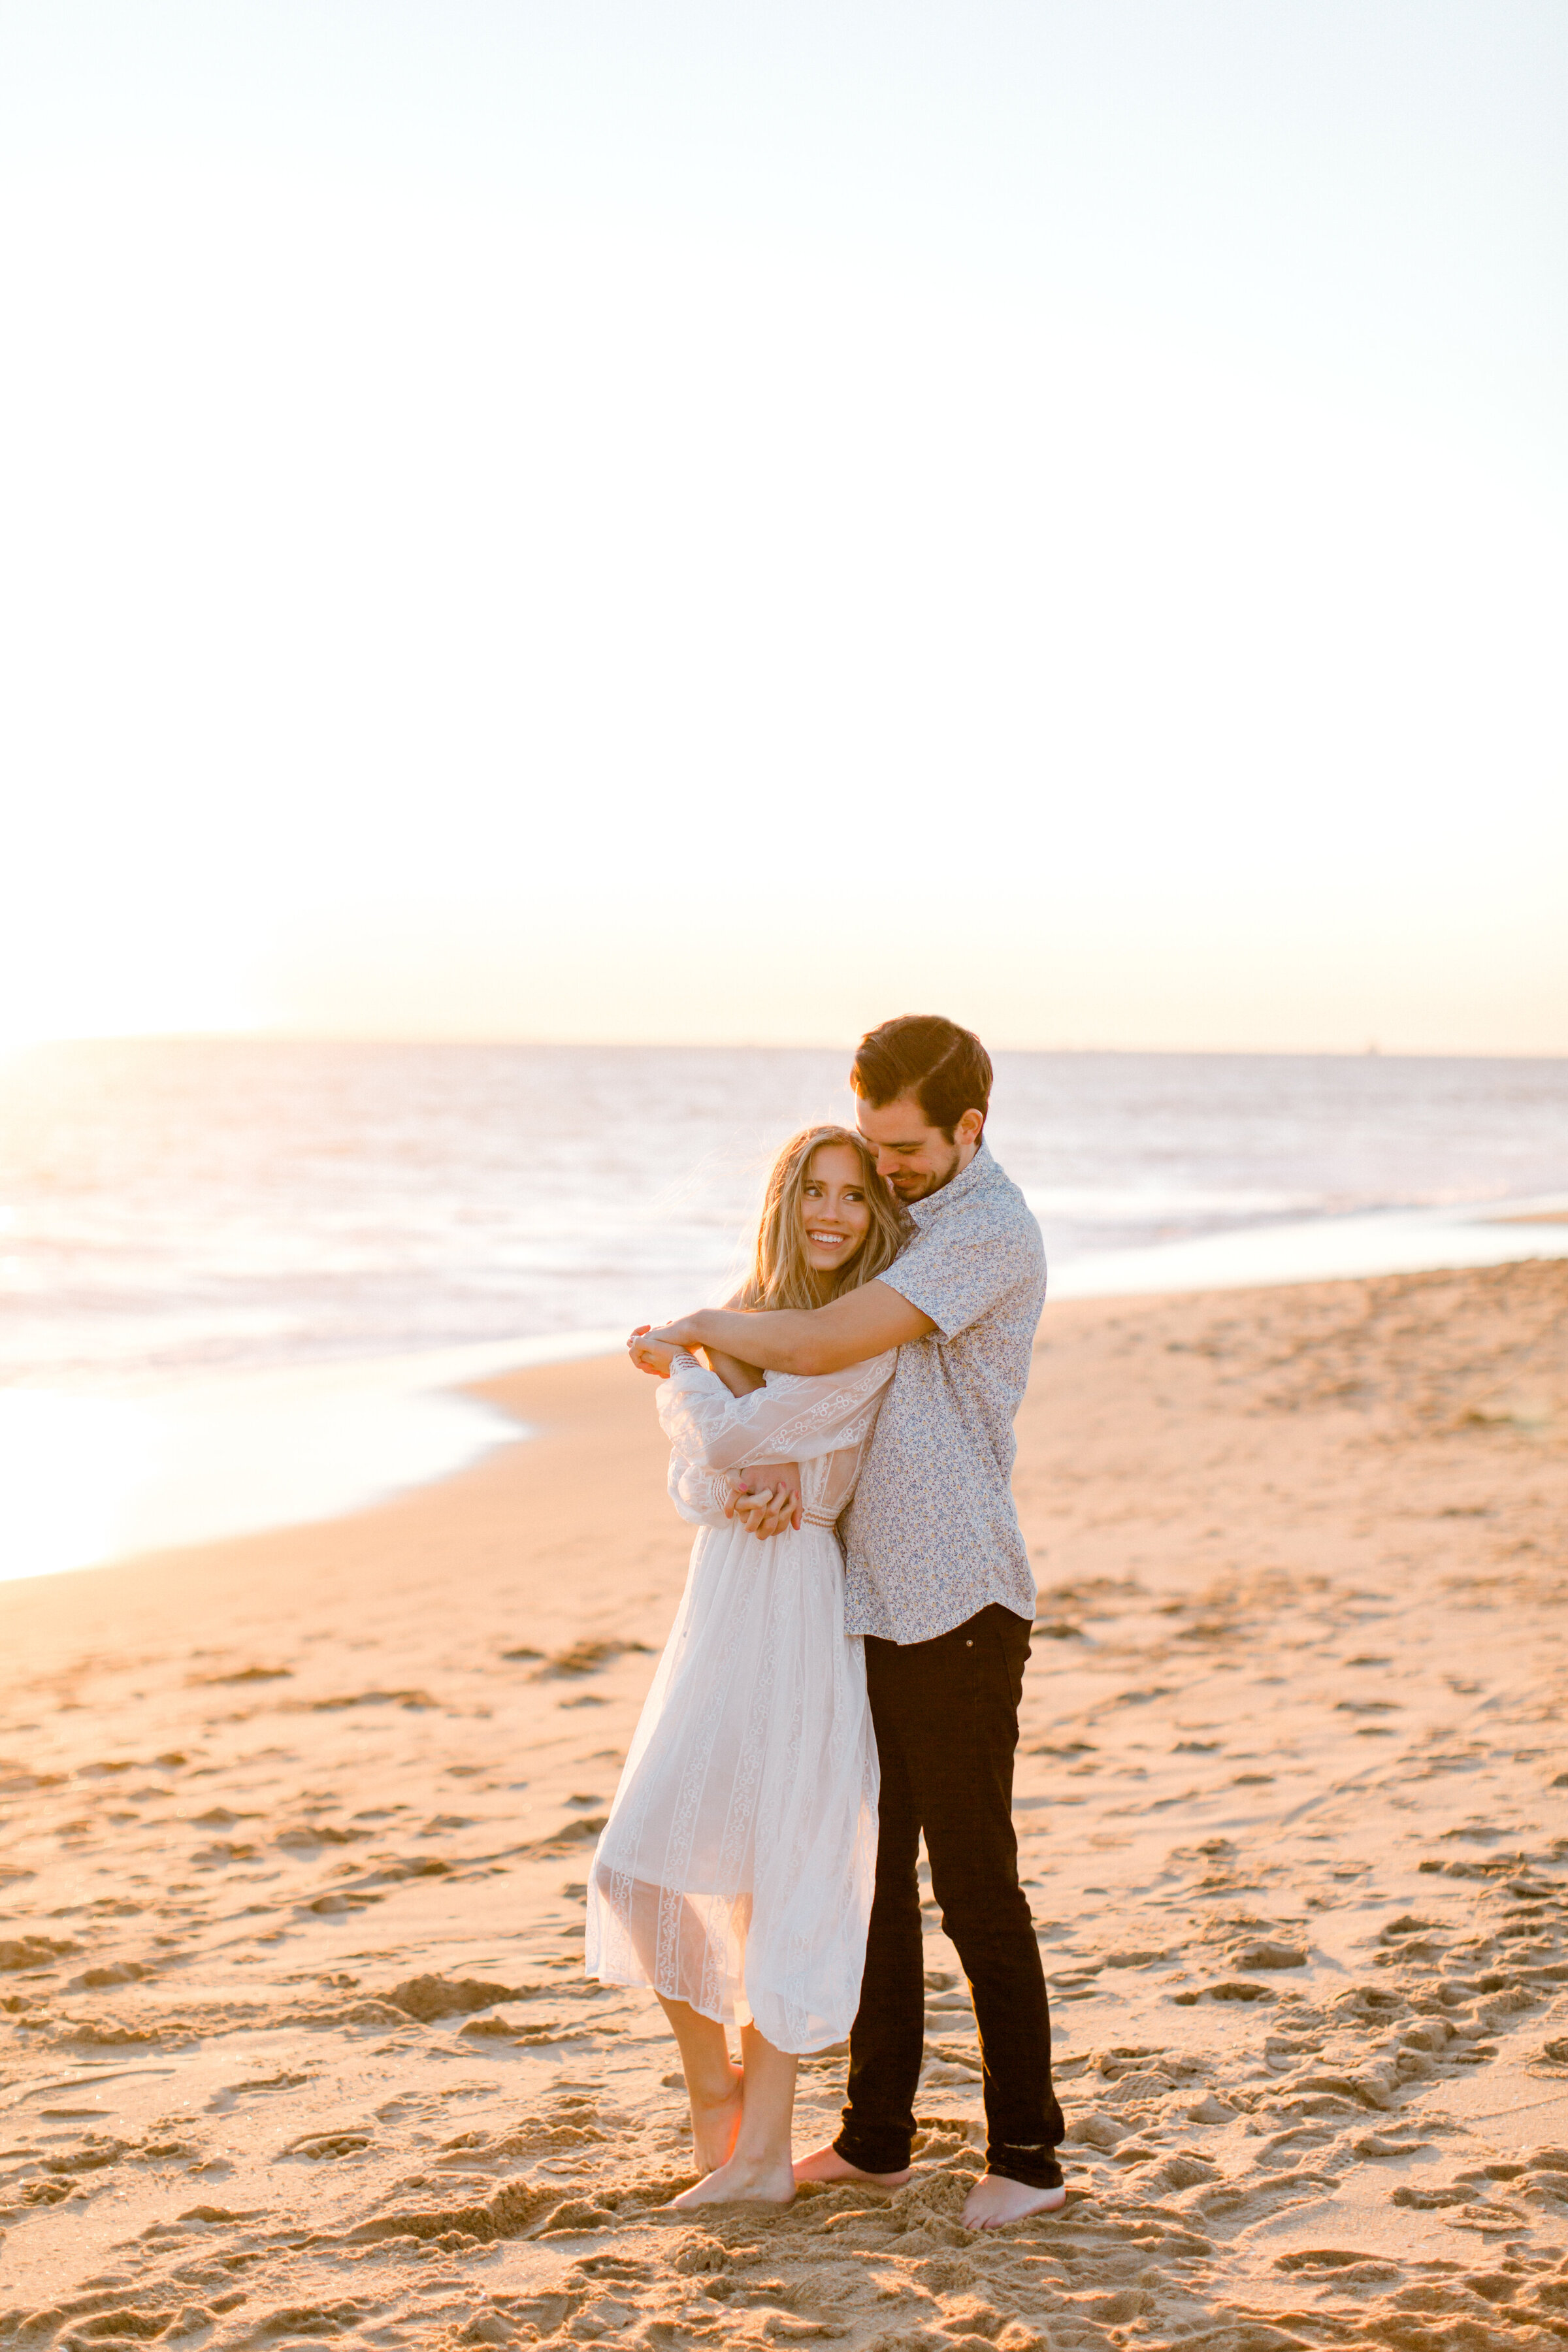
[936,1134,981,1191]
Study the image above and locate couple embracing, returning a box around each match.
[586,1015,1066,2229]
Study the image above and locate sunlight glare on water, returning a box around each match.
[1,1041,1565,1581]
[0,1388,159,1580]
[0,1368,531,1586]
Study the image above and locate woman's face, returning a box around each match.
[798,1141,874,1277]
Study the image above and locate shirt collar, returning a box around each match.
[907,1139,996,1229]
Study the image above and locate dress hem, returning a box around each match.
[584,1965,852,2058]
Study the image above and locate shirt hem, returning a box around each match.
[846,1593,1037,1646]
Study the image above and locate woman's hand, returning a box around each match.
[728,1483,793,1538]
[727,1463,803,1537]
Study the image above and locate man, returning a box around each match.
[633,1013,1065,2230]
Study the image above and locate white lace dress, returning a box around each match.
[585,1347,895,2055]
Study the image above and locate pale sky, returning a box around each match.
[1,1,1563,1053]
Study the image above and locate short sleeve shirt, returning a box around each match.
[841,1143,1045,1644]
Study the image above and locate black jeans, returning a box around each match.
[834,1603,1064,2191]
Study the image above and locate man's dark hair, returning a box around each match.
[851,1015,992,1141]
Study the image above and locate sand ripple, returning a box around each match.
[3,1264,1566,2348]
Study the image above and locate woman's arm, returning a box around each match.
[627,1328,795,1529]
[704,1345,766,1399]
[655,1348,895,1475]
[634,1294,767,1400]
[685,1297,791,1525]
[705,1290,766,1399]
[704,1313,791,1524]
[627,1328,764,1393]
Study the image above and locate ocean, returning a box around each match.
[3,1039,1565,1580]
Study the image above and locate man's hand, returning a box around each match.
[627,1324,677,1377]
[727,1462,802,1538]
[628,1316,707,1375]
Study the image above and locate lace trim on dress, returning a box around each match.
[657,1350,896,1475]
[587,1345,890,2051]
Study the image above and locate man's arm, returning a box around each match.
[644,1279,935,1377]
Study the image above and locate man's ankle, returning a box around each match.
[984,2165,1064,2193]
[834,2138,911,2177]
[793,2141,912,2186]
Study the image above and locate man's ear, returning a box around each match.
[956,1107,985,1148]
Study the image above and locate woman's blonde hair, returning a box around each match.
[739,1124,909,1313]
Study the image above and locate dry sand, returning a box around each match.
[3,1260,1567,2351]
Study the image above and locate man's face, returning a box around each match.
[855,1095,982,1203]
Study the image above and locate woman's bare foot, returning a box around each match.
[667,2151,796,2208]
[962,2172,1066,2229]
[687,2063,744,2174]
[791,2140,912,2188]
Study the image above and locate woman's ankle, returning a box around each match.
[713,2144,796,2188]
[686,2058,743,2104]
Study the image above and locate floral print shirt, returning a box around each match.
[841,1143,1045,1643]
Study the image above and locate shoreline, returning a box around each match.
[6,1195,1568,1590]
[1,1258,1565,2345]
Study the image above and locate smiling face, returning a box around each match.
[855,1094,985,1203]
[798,1141,875,1283]
[746,1122,908,1313]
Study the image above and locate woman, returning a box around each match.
[587,1124,908,2208]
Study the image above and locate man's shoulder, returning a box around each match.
[967,1155,1045,1260]
[885,1154,1043,1331]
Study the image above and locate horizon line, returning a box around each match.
[6,1032,1568,1066]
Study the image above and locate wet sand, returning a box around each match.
[3,1260,1567,2350]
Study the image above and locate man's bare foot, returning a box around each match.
[687,2065,744,2174]
[667,2151,796,2209]
[962,2172,1067,2229]
[791,2141,912,2188]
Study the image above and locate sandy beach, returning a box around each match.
[3,1258,1567,2350]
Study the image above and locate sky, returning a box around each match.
[1,1,1563,1054]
